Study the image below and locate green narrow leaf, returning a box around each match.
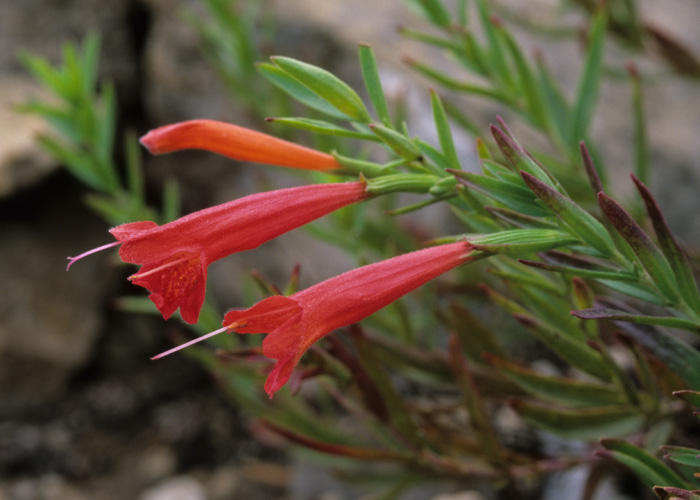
[430,89,460,168]
[445,302,505,361]
[522,171,616,257]
[407,0,452,27]
[266,117,377,141]
[96,82,116,162]
[161,177,181,223]
[632,175,700,315]
[510,400,644,440]
[271,56,371,122]
[80,33,101,97]
[38,136,101,190]
[511,312,611,380]
[598,279,668,306]
[610,316,700,389]
[600,439,686,489]
[572,308,700,334]
[369,123,422,160]
[475,0,513,89]
[486,207,558,229]
[662,446,700,468]
[580,141,604,195]
[359,43,393,128]
[351,326,425,448]
[520,258,637,282]
[534,52,570,149]
[19,52,69,99]
[491,124,558,189]
[497,24,548,129]
[452,170,550,217]
[417,139,453,171]
[569,8,606,147]
[598,192,678,302]
[628,64,649,185]
[331,152,389,178]
[124,132,144,204]
[405,58,509,101]
[449,335,506,467]
[673,390,700,408]
[486,355,624,407]
[256,62,350,120]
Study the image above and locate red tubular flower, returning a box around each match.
[68,182,369,324]
[140,119,342,171]
[153,241,474,397]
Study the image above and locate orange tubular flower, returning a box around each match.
[140,119,342,171]
[153,241,474,397]
[68,182,370,324]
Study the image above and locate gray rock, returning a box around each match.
[0,76,55,198]
[0,198,116,417]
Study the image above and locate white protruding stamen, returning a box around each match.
[66,241,121,271]
[151,325,230,360]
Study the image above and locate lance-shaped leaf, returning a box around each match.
[369,123,422,161]
[602,308,700,390]
[520,258,637,282]
[261,419,409,462]
[653,487,700,500]
[256,63,350,120]
[535,52,570,150]
[404,57,509,100]
[522,171,616,257]
[430,89,460,168]
[580,142,604,195]
[632,175,700,314]
[452,169,551,217]
[359,43,392,128]
[408,0,452,27]
[449,335,505,467]
[470,229,579,255]
[270,56,371,122]
[661,446,700,469]
[646,23,700,78]
[569,8,606,147]
[491,124,558,189]
[325,335,389,423]
[266,117,377,141]
[511,312,610,380]
[475,0,512,90]
[599,439,686,489]
[497,22,549,130]
[673,390,700,408]
[486,206,558,229]
[628,65,650,185]
[509,400,644,440]
[351,326,425,448]
[572,308,700,334]
[485,355,625,407]
[444,302,505,361]
[599,192,678,302]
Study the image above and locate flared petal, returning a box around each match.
[130,251,207,324]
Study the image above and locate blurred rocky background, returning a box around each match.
[1,0,700,499]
